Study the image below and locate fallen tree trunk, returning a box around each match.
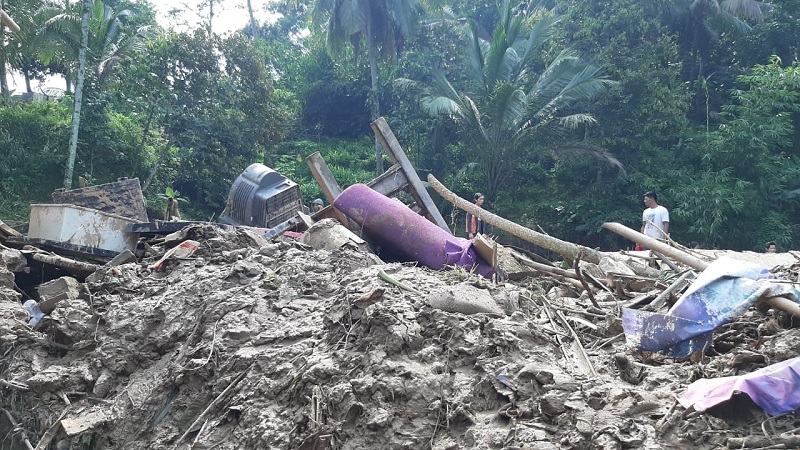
[603,222,800,318]
[32,252,101,275]
[428,174,600,264]
[601,222,708,271]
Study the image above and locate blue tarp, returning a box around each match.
[623,257,800,357]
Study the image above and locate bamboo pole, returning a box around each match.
[0,9,20,33]
[602,222,800,318]
[428,174,601,264]
[601,222,708,271]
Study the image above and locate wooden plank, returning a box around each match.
[305,151,343,205]
[0,219,22,238]
[5,236,117,262]
[370,118,450,233]
[367,164,409,197]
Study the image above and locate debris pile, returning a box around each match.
[2,119,799,449]
[2,221,800,450]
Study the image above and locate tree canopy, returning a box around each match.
[1,0,799,251]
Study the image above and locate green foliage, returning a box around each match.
[399,0,617,201]
[668,167,748,246]
[5,0,800,253]
[111,30,296,217]
[157,186,188,203]
[0,101,70,221]
[272,137,375,204]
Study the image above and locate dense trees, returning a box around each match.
[398,1,617,202]
[1,0,799,251]
[312,0,434,174]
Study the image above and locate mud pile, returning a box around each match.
[1,225,799,449]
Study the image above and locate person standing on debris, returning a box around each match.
[765,241,777,253]
[312,198,324,212]
[641,191,669,241]
[466,192,487,239]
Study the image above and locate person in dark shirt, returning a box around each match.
[465,192,487,239]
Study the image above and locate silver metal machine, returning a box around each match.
[219,164,303,229]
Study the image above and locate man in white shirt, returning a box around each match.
[641,191,669,240]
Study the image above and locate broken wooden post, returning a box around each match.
[371,118,449,232]
[305,119,450,233]
[305,152,343,206]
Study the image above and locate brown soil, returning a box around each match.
[1,225,799,449]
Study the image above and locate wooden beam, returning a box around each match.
[371,118,450,232]
[0,9,20,33]
[305,151,343,205]
[367,164,408,197]
[602,222,707,271]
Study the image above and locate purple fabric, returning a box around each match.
[679,357,800,416]
[334,184,495,278]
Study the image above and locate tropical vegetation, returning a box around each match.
[1,0,799,252]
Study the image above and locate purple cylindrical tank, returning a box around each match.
[333,184,494,278]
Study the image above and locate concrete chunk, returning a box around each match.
[60,409,112,436]
[0,245,27,272]
[37,276,81,313]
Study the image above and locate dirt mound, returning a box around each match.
[1,225,798,449]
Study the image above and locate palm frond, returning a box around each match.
[519,13,559,68]
[387,0,422,37]
[311,0,337,31]
[338,0,366,35]
[721,0,766,22]
[465,20,487,95]
[558,113,597,130]
[421,95,462,116]
[549,143,626,174]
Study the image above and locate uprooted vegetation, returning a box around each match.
[2,225,800,450]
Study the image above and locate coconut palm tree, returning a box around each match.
[38,0,148,91]
[1,0,28,95]
[398,0,618,200]
[312,0,434,174]
[63,0,89,189]
[36,0,147,188]
[659,0,768,82]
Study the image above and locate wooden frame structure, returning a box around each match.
[305,117,450,233]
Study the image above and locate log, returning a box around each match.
[602,222,708,271]
[603,222,800,318]
[763,295,800,319]
[428,174,600,264]
[32,252,101,275]
[0,9,20,33]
